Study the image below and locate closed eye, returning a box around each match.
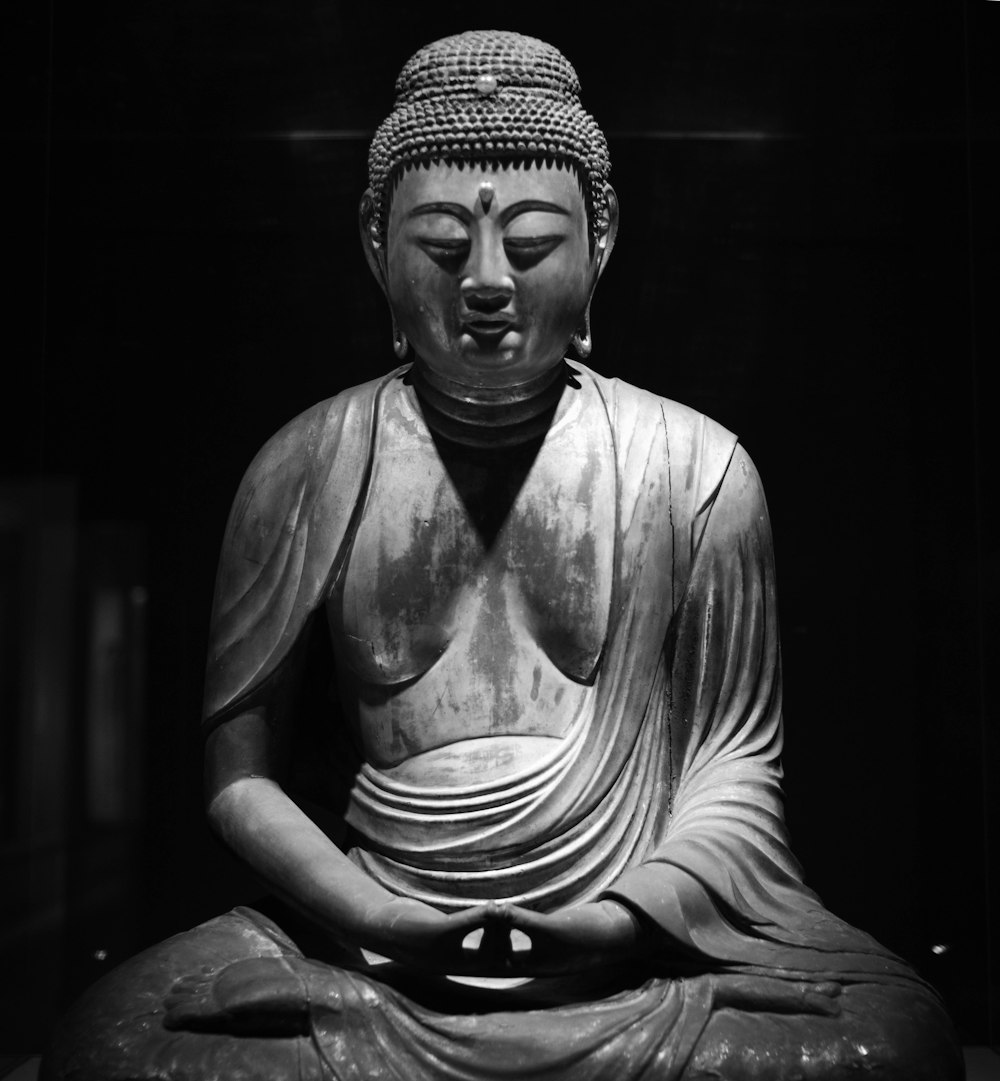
[503,235,564,269]
[418,237,470,268]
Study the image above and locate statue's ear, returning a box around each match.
[590,183,619,287]
[359,188,389,298]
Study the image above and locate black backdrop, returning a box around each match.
[5,0,998,1052]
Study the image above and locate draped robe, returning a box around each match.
[43,365,962,1081]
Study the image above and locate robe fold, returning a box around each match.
[199,364,924,985]
[44,365,960,1081]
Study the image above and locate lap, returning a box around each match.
[685,979,963,1081]
[41,907,322,1081]
[41,907,963,1081]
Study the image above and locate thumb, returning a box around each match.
[443,904,496,930]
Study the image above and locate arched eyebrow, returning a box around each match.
[407,199,571,224]
[499,200,570,226]
[408,202,472,223]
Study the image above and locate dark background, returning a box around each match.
[2,0,997,1055]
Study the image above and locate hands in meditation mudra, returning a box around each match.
[43,30,962,1081]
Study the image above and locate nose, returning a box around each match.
[461,235,514,312]
[463,286,512,313]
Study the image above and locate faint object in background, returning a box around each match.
[63,524,148,1029]
[0,485,148,1053]
[0,507,26,844]
[0,481,77,1048]
[83,527,147,826]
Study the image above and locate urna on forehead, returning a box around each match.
[366,30,612,239]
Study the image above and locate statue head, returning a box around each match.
[361,30,619,390]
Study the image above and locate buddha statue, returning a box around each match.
[43,29,963,1081]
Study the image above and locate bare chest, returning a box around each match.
[327,384,616,766]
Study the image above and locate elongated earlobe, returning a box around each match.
[574,185,617,362]
[392,314,409,360]
[571,307,592,359]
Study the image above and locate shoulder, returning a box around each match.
[205,369,403,721]
[238,368,401,495]
[577,363,739,513]
[219,367,402,567]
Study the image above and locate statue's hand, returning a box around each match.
[359,897,512,975]
[500,900,641,976]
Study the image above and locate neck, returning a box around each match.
[408,359,571,449]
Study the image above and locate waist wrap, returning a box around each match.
[345,675,670,911]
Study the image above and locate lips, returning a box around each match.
[461,316,516,341]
